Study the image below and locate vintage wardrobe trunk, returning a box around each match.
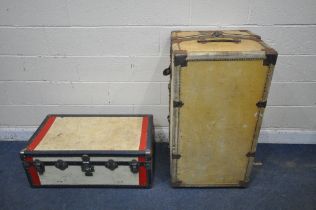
[164,30,277,187]
[20,115,154,188]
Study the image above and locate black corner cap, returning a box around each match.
[239,180,249,188]
[256,100,267,108]
[174,50,188,67]
[263,48,278,66]
[171,180,183,187]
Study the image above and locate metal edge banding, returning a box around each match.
[171,57,181,184]
[56,114,151,117]
[186,51,266,61]
[243,64,276,183]
[24,150,147,157]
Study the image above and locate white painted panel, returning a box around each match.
[160,83,169,105]
[0,105,134,126]
[263,107,316,129]
[190,0,249,25]
[0,56,170,82]
[68,0,189,26]
[0,0,69,26]
[273,56,316,82]
[269,82,316,106]
[238,26,316,55]
[249,0,316,24]
[0,28,160,56]
[109,83,160,105]
[0,82,110,105]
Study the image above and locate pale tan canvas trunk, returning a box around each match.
[164,30,277,187]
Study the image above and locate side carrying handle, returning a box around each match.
[163,66,171,76]
[197,38,241,44]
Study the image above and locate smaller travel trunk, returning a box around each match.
[20,115,154,188]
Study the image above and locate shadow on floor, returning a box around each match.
[0,142,315,210]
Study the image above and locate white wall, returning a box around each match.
[0,0,315,143]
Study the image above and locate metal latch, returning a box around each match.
[81,155,94,176]
[34,159,45,175]
[172,154,181,159]
[246,152,256,157]
[173,100,184,108]
[129,160,140,173]
[105,159,118,171]
[55,159,68,170]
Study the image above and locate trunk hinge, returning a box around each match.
[172,180,183,187]
[239,180,249,188]
[256,101,267,108]
[172,154,181,159]
[246,152,256,157]
[34,159,45,175]
[129,160,140,174]
[173,100,184,108]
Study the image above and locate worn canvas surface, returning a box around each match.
[169,30,276,186]
[34,117,143,151]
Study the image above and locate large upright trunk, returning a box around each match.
[165,30,277,187]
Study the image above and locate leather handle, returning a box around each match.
[163,66,171,76]
[197,38,241,44]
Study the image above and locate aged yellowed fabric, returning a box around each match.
[35,117,143,151]
[169,30,276,186]
[176,60,268,185]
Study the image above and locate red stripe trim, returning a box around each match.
[139,116,148,151]
[138,116,149,186]
[138,156,147,187]
[25,157,41,186]
[27,116,56,151]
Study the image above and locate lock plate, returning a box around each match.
[81,155,94,176]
